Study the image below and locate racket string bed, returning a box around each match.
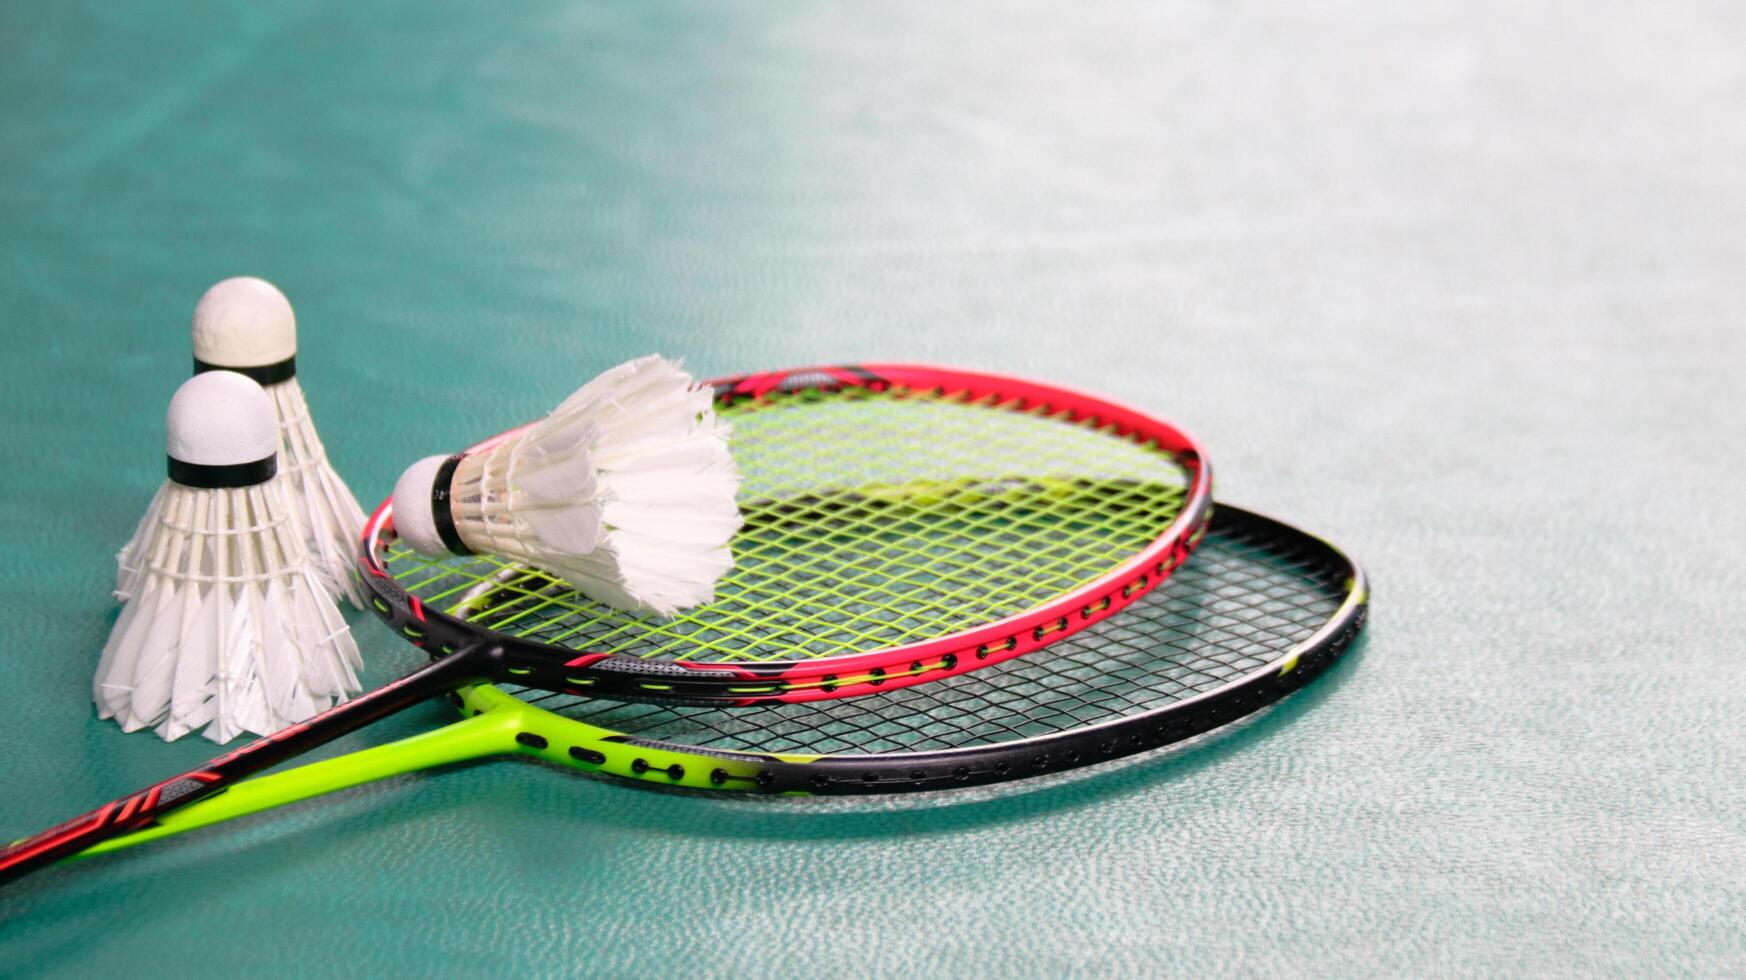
[508,516,1347,758]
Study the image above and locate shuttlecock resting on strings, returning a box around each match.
[391,355,741,616]
[119,276,368,609]
[96,371,363,742]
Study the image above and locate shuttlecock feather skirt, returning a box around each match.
[98,479,362,742]
[443,355,741,616]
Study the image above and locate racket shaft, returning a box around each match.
[78,707,523,859]
[0,650,485,886]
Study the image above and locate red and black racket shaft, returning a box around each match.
[0,648,492,886]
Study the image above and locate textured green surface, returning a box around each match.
[1,2,1742,976]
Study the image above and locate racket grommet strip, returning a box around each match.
[1031,616,1070,643]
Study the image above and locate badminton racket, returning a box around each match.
[1,364,1208,883]
[73,504,1365,863]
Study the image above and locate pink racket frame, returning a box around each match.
[360,364,1212,705]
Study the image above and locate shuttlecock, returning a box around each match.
[118,277,367,608]
[96,371,363,742]
[391,355,741,616]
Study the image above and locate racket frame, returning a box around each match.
[359,364,1214,706]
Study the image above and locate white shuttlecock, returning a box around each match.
[391,355,742,617]
[118,277,367,608]
[96,371,363,743]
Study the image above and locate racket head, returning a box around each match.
[82,503,1365,861]
[450,504,1367,794]
[359,365,1212,704]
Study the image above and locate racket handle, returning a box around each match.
[0,648,489,886]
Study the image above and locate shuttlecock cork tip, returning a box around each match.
[166,371,278,470]
[192,276,297,371]
[392,454,452,556]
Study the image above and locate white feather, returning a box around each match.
[210,578,260,744]
[114,484,168,601]
[289,573,359,698]
[160,586,222,741]
[268,378,368,610]
[256,576,309,725]
[94,581,151,719]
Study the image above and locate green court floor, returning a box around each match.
[1,2,1741,975]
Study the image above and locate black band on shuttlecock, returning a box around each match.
[193,355,297,386]
[167,453,277,489]
[431,454,473,556]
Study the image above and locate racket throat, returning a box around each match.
[0,645,499,886]
[141,645,499,812]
